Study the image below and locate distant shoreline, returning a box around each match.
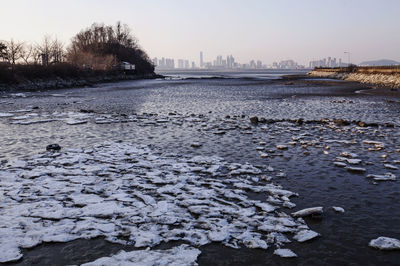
[0,73,163,93]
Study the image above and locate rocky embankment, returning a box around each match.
[0,73,162,92]
[309,69,400,89]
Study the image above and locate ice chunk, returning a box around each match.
[292,207,323,218]
[340,152,358,158]
[274,248,297,258]
[334,162,347,167]
[362,140,384,147]
[369,237,400,250]
[0,113,14,118]
[65,119,88,125]
[293,230,320,242]
[332,206,345,213]
[346,158,362,165]
[384,164,398,170]
[367,173,396,181]
[254,202,276,212]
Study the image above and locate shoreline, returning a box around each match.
[308,68,400,91]
[283,73,400,97]
[0,73,164,93]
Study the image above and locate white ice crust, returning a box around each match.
[82,244,201,266]
[0,141,310,262]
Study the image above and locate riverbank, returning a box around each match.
[0,73,163,93]
[309,67,400,89]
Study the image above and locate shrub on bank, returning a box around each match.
[0,63,122,84]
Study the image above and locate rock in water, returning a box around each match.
[273,248,297,258]
[345,166,366,173]
[369,237,400,250]
[250,116,259,124]
[276,145,288,150]
[191,142,202,148]
[292,207,323,218]
[46,144,62,152]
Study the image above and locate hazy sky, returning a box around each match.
[1,0,399,65]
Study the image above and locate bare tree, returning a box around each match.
[35,35,52,65]
[5,39,24,65]
[20,44,34,64]
[51,38,65,63]
[0,42,7,61]
[34,35,65,65]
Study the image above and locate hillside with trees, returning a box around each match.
[0,22,155,87]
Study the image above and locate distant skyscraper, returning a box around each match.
[200,52,204,68]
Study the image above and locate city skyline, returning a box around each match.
[153,52,352,70]
[1,0,400,65]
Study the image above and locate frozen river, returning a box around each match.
[1,71,399,265]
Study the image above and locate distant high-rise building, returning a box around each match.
[309,57,342,68]
[178,59,184,69]
[200,52,204,68]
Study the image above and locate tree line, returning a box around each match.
[0,22,154,77]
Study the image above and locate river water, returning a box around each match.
[1,70,399,265]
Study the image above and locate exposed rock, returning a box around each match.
[345,166,366,173]
[250,116,259,125]
[46,144,62,152]
[191,142,202,148]
[276,145,288,150]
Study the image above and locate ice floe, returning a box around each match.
[81,244,201,266]
[369,237,400,250]
[367,173,396,181]
[273,248,297,258]
[293,230,320,242]
[0,141,313,262]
